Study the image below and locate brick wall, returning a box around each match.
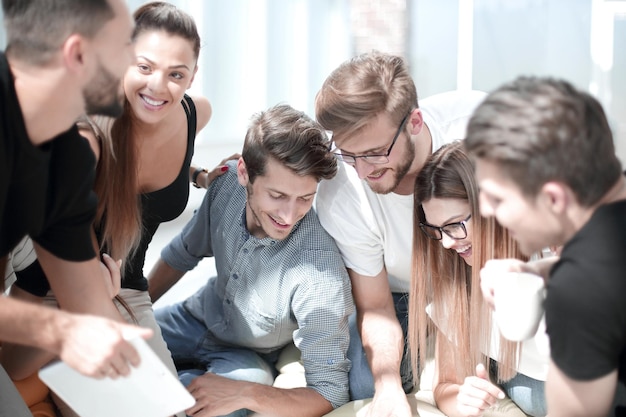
[349,0,408,56]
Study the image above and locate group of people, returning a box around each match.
[1,2,624,417]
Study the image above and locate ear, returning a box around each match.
[408,108,424,136]
[237,157,249,187]
[61,34,88,75]
[539,181,569,215]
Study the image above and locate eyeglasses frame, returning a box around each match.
[329,112,411,165]
[419,214,472,241]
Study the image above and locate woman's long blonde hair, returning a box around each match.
[409,141,526,385]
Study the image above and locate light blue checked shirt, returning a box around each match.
[161,161,354,408]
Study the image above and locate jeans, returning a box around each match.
[347,292,414,400]
[498,364,626,417]
[500,372,547,417]
[156,303,278,417]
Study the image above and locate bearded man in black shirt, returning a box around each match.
[0,1,153,415]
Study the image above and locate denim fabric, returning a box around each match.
[157,303,278,417]
[500,372,547,417]
[346,292,414,400]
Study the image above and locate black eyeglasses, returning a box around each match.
[330,113,410,165]
[419,214,472,241]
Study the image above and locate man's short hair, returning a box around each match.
[465,76,622,207]
[2,0,114,65]
[242,104,337,184]
[314,51,418,144]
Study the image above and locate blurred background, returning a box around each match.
[1,0,625,161]
[2,0,625,304]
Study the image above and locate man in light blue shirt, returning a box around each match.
[148,104,354,417]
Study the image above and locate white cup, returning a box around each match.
[493,272,546,342]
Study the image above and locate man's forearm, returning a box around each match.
[147,258,186,302]
[243,385,332,417]
[1,287,56,379]
[187,372,335,417]
[0,297,69,352]
[360,308,405,390]
[546,361,616,417]
[36,250,124,321]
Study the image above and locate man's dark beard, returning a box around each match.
[83,61,124,118]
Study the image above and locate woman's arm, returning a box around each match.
[433,333,505,417]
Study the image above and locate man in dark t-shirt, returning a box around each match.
[0,1,151,415]
[465,76,626,417]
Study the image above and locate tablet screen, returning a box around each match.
[39,336,195,417]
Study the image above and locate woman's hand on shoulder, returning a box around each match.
[191,154,241,189]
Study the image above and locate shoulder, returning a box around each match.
[51,126,95,166]
[421,90,487,145]
[187,94,212,133]
[77,120,101,162]
[420,90,486,123]
[291,211,345,258]
[547,233,626,321]
[207,160,242,202]
[421,90,487,109]
[317,163,368,213]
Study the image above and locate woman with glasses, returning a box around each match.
[408,141,549,417]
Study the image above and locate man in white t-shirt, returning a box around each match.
[314,51,485,417]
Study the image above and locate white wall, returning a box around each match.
[1,0,624,162]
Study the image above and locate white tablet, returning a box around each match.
[39,336,195,417]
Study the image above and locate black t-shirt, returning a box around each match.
[16,95,196,295]
[0,51,96,263]
[1,52,50,258]
[122,94,197,291]
[13,127,98,296]
[545,199,626,413]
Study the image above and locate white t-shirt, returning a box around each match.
[316,90,487,293]
[505,317,550,381]
[428,303,550,381]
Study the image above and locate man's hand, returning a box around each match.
[186,373,243,416]
[57,312,153,379]
[455,364,505,417]
[364,387,412,417]
[479,259,528,308]
[480,257,555,308]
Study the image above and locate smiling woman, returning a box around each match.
[409,141,549,417]
[4,3,214,417]
[72,5,214,416]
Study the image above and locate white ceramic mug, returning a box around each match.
[493,272,546,342]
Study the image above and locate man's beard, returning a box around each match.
[83,60,124,118]
[367,133,414,194]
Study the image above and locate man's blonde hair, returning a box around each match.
[315,51,418,144]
